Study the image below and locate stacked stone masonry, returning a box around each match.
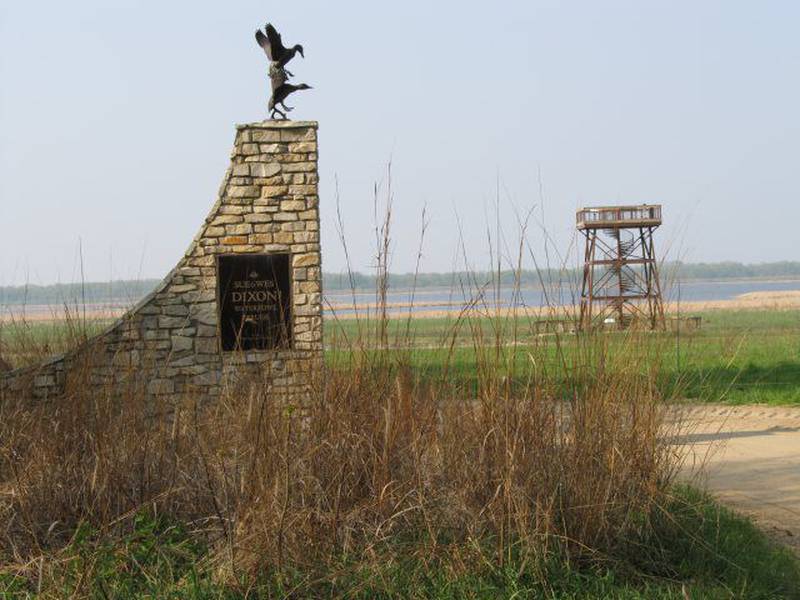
[0,121,323,401]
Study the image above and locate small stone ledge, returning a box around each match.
[236,120,319,130]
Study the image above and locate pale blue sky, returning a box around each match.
[1,1,799,286]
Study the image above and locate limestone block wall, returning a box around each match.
[0,120,322,401]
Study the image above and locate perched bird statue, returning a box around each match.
[269,83,313,120]
[255,23,312,120]
[256,23,304,76]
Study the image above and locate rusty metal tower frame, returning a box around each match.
[577,205,666,331]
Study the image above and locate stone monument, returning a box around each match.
[0,120,323,401]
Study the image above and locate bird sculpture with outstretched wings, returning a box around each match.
[255,23,312,120]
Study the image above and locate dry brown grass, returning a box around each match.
[0,187,684,592]
[0,312,680,589]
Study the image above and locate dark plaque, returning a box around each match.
[217,254,292,351]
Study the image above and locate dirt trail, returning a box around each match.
[679,404,800,552]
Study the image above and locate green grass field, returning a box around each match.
[4,308,800,405]
[325,308,800,405]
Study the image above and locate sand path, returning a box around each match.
[679,404,800,553]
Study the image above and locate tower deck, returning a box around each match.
[576,205,661,230]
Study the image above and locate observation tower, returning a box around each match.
[577,205,666,331]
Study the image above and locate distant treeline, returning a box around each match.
[0,280,161,307]
[2,261,800,305]
[668,261,800,280]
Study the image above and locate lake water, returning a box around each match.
[4,279,800,319]
[324,279,800,314]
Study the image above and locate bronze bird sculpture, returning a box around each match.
[269,83,313,120]
[254,22,313,120]
[255,23,304,77]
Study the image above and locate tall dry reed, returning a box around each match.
[0,331,676,581]
[0,185,682,589]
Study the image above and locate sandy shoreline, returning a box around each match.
[3,289,800,324]
[329,289,800,320]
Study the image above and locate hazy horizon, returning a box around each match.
[2,1,799,287]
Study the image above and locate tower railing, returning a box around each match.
[577,205,661,230]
